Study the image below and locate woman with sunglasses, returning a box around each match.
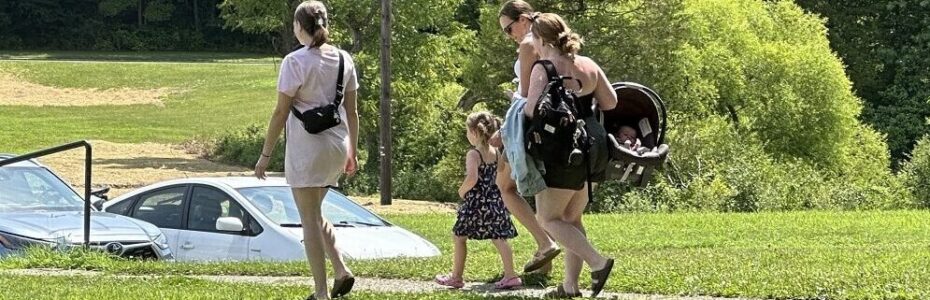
[489,0,561,275]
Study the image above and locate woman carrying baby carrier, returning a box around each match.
[522,12,617,298]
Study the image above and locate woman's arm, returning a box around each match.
[255,92,294,179]
[518,40,537,98]
[593,63,618,111]
[523,63,548,118]
[458,150,480,199]
[344,89,360,175]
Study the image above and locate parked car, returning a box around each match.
[0,155,173,260]
[103,177,440,261]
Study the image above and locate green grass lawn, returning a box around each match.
[3,210,929,299]
[0,56,279,153]
[0,274,528,300]
[0,51,278,63]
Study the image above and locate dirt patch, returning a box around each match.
[38,140,454,214]
[0,72,177,107]
[353,197,456,215]
[40,140,254,197]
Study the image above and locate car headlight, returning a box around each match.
[0,231,55,250]
[150,233,169,250]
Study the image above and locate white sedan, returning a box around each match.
[102,177,440,261]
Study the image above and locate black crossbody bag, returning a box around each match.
[290,51,345,134]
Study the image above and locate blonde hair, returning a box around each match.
[294,1,330,49]
[531,13,582,59]
[466,111,502,146]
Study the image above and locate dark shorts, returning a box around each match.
[540,117,608,190]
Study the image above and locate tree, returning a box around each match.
[463,0,907,210]
[796,0,930,166]
[99,0,145,27]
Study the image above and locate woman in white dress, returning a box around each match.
[254,1,359,299]
[494,0,561,274]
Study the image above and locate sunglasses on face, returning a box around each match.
[503,19,517,35]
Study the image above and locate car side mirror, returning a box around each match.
[91,198,105,211]
[216,217,244,232]
[91,187,110,201]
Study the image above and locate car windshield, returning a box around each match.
[236,187,387,227]
[0,166,84,213]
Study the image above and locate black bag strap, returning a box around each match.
[584,136,594,203]
[532,59,584,97]
[534,60,561,82]
[333,51,346,107]
[291,50,346,118]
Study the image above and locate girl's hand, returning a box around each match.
[345,153,358,177]
[254,155,271,180]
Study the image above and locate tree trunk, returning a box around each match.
[138,0,144,28]
[379,0,393,205]
[193,0,200,32]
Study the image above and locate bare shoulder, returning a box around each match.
[466,149,481,160]
[529,62,548,78]
[519,35,535,47]
[574,55,600,71]
[518,40,536,57]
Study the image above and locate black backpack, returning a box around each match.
[525,60,587,168]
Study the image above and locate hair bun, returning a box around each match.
[530,12,541,21]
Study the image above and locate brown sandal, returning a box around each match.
[589,258,614,298]
[543,285,582,299]
[523,247,562,273]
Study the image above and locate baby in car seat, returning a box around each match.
[616,125,648,155]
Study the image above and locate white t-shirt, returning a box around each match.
[276,45,359,188]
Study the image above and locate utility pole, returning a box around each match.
[379,0,393,205]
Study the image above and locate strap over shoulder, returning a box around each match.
[333,51,345,107]
[533,60,560,82]
[532,59,583,92]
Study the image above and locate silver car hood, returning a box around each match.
[286,226,441,260]
[0,211,159,244]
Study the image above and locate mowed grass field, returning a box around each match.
[4,211,930,299]
[3,52,930,299]
[0,51,280,154]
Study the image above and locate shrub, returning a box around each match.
[901,136,930,208]
[210,124,285,173]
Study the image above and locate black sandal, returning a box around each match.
[589,258,614,298]
[543,285,582,299]
[331,275,355,298]
[523,247,562,273]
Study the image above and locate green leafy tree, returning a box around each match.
[796,0,930,166]
[464,0,907,210]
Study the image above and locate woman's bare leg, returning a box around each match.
[497,161,558,255]
[293,187,331,299]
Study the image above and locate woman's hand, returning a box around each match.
[503,89,517,100]
[254,155,271,180]
[489,130,504,148]
[344,151,358,177]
